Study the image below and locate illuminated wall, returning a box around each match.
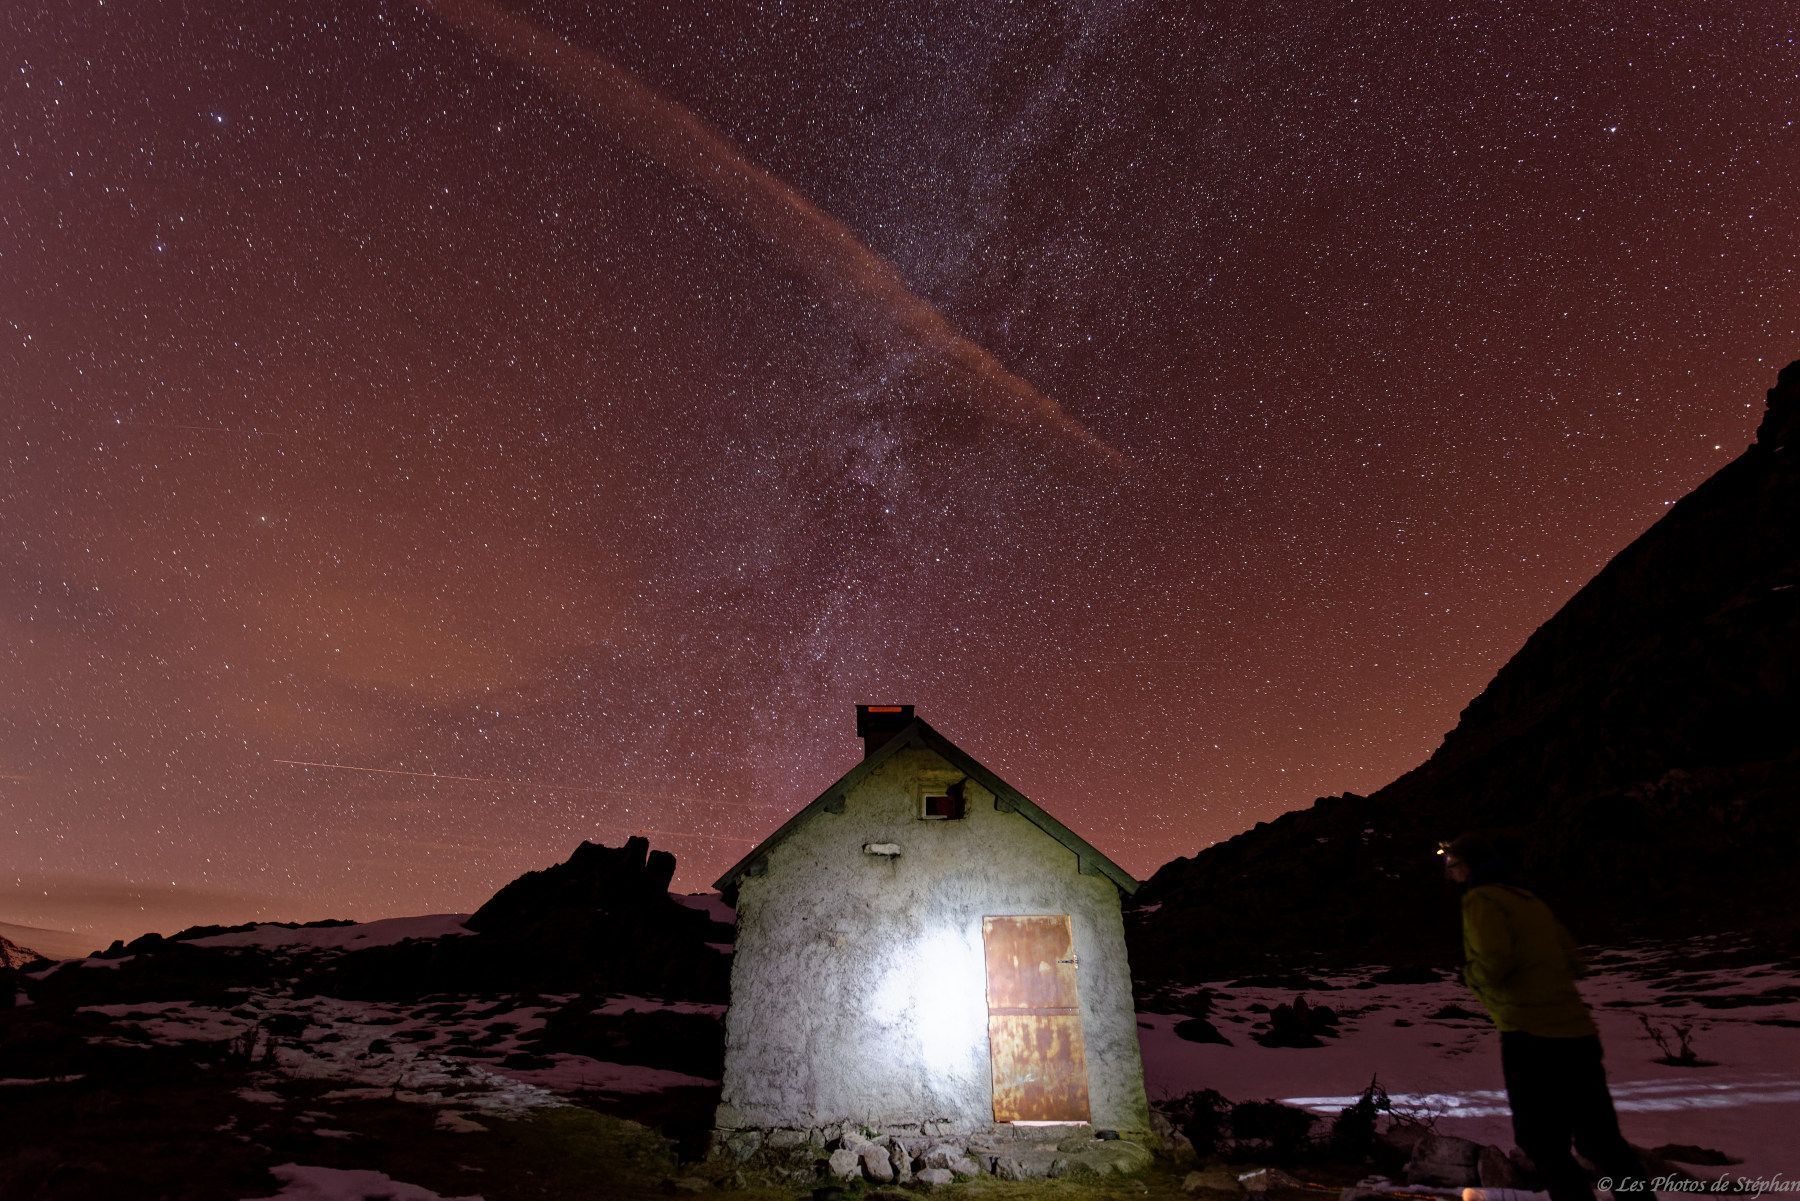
[714,743,1149,1140]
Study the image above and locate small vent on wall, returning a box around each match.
[920,779,967,820]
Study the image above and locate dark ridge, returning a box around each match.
[1133,360,1800,981]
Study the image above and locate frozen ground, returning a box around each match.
[184,914,473,953]
[1139,936,1800,1177]
[31,912,721,1127]
[243,1163,484,1201]
[75,989,709,1119]
[20,911,1797,1193]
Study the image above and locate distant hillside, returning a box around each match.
[0,922,90,962]
[0,935,48,971]
[1134,360,1800,979]
[4,837,733,1012]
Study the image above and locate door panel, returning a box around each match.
[982,915,1091,1123]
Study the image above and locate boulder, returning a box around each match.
[1183,1166,1241,1193]
[915,1168,954,1188]
[1152,1110,1199,1163]
[857,1143,895,1183]
[1378,1121,1429,1158]
[919,1143,980,1176]
[1477,1143,1525,1188]
[887,1138,913,1184]
[1237,1167,1306,1193]
[1405,1134,1483,1187]
[991,1147,1067,1180]
[826,1149,861,1181]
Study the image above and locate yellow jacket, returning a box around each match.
[1460,883,1597,1038]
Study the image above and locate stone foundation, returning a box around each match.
[711,1120,1155,1185]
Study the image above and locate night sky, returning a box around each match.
[4,1,1796,947]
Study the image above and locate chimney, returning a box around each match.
[855,704,915,759]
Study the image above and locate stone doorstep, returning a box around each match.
[988,1120,1096,1143]
[968,1136,1155,1181]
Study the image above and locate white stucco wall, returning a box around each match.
[715,744,1150,1139]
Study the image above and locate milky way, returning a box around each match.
[3,1,1796,944]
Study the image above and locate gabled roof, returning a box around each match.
[714,718,1138,901]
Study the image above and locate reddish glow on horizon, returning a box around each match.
[4,0,1796,945]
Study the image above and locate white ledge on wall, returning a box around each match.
[862,842,901,858]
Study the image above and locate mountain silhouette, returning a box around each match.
[1134,360,1800,979]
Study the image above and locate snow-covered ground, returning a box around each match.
[1139,939,1800,1178]
[183,914,472,953]
[76,988,712,1118]
[243,1163,483,1201]
[31,909,1797,1187]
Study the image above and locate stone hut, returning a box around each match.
[712,705,1150,1160]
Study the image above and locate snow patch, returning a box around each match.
[241,1164,482,1201]
[186,914,471,952]
[488,1052,716,1094]
[1141,945,1800,1177]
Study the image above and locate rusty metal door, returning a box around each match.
[982,914,1091,1122]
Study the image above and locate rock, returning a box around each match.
[1254,995,1341,1048]
[1237,1168,1308,1193]
[302,836,731,1002]
[1152,1110,1199,1164]
[915,1168,954,1188]
[720,1131,761,1162]
[919,1144,979,1175]
[1405,1134,1483,1187]
[857,1143,894,1183]
[887,1138,912,1184]
[991,1146,1069,1180]
[1183,1166,1240,1193]
[825,1149,861,1181]
[898,1135,934,1159]
[1477,1143,1523,1188]
[1174,1016,1233,1045]
[764,1129,812,1151]
[1377,1122,1429,1158]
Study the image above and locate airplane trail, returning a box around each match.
[413,0,1124,465]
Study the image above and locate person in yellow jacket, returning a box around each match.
[1442,832,1647,1201]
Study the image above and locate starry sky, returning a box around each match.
[4,1,1796,947]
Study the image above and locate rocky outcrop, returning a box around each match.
[1135,360,1800,978]
[302,837,734,1001]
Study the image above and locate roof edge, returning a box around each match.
[713,719,1138,899]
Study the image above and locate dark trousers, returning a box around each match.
[1501,1031,1646,1201]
